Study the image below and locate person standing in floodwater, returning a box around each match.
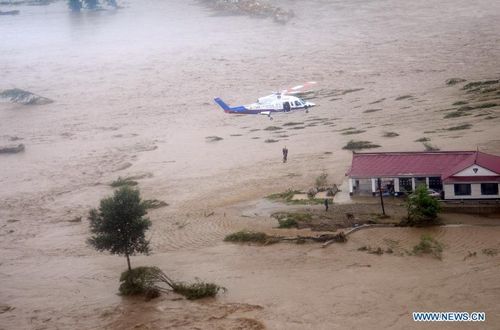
[324,198,329,211]
[282,146,288,163]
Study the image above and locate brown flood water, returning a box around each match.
[1,0,500,329]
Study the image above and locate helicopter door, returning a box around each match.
[283,102,291,112]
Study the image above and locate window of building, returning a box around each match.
[429,177,442,191]
[295,101,301,106]
[454,184,471,196]
[399,178,412,192]
[481,183,499,195]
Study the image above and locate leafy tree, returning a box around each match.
[68,0,117,12]
[88,186,151,271]
[68,0,82,11]
[406,185,441,224]
[84,0,99,10]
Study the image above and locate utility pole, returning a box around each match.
[377,178,386,216]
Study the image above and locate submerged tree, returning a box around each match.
[68,0,118,11]
[68,0,82,11]
[88,186,151,271]
[406,185,441,224]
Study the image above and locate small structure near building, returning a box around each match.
[347,151,500,200]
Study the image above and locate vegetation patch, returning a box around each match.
[337,127,355,132]
[446,78,466,86]
[444,111,470,119]
[230,134,243,137]
[412,234,443,259]
[474,102,497,109]
[343,140,381,150]
[415,137,430,142]
[395,95,413,101]
[342,129,366,135]
[382,131,399,138]
[172,281,225,300]
[272,212,312,228]
[264,139,279,143]
[206,136,223,142]
[363,108,382,113]
[463,79,499,90]
[445,124,472,131]
[357,246,389,255]
[423,142,440,151]
[291,126,306,130]
[369,98,385,104]
[283,122,304,126]
[119,266,224,300]
[452,101,468,106]
[110,177,139,188]
[482,248,498,256]
[267,190,300,201]
[315,172,328,188]
[143,199,169,209]
[404,185,441,225]
[264,126,282,131]
[224,231,275,244]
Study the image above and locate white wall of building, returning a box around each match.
[444,183,500,199]
[454,165,497,177]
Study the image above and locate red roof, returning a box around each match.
[349,151,476,178]
[442,151,500,179]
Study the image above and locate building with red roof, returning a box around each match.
[347,151,500,200]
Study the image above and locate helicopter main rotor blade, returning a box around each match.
[282,81,317,95]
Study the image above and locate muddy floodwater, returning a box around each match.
[1,0,500,329]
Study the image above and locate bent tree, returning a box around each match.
[88,186,151,271]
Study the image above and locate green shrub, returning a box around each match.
[110,177,138,187]
[474,102,497,109]
[383,131,399,137]
[172,281,225,300]
[406,185,441,224]
[412,235,443,259]
[315,172,328,188]
[119,267,160,296]
[206,136,223,142]
[444,111,470,119]
[266,190,301,202]
[119,266,224,300]
[423,142,440,151]
[482,248,498,256]
[341,129,366,135]
[278,218,298,228]
[142,199,169,209]
[343,140,381,150]
[264,126,282,131]
[445,124,472,131]
[224,231,270,244]
[273,212,312,228]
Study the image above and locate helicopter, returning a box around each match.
[214,82,317,120]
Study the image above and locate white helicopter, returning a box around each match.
[214,81,317,120]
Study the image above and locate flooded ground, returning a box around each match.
[1,0,500,328]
